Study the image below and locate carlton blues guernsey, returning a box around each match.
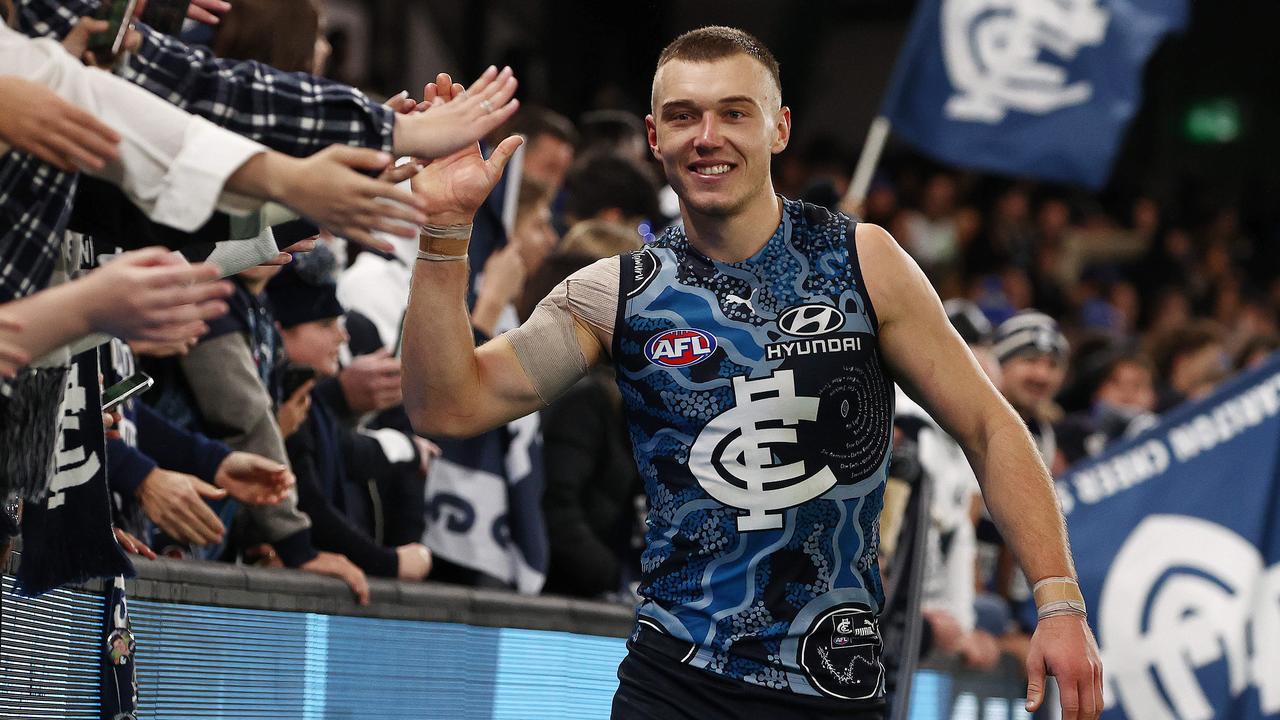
[612,198,895,703]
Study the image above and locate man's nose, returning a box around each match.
[694,112,723,149]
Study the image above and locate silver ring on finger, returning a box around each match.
[480,99,494,114]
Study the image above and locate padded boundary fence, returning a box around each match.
[2,554,1028,719]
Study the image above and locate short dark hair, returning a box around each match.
[1151,320,1225,382]
[563,154,659,223]
[502,106,579,147]
[577,110,646,154]
[656,26,781,96]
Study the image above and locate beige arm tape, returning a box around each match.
[505,256,619,404]
[1032,576,1086,607]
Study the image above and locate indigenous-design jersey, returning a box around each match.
[613,198,894,701]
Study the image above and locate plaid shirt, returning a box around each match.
[1,0,396,301]
[0,153,76,303]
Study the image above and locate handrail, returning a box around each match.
[5,551,637,637]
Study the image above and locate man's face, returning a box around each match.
[513,201,558,276]
[1095,360,1155,413]
[647,55,790,219]
[999,352,1066,416]
[522,135,575,194]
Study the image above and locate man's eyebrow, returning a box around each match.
[660,95,765,113]
[659,99,698,113]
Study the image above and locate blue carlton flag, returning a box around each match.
[882,0,1189,188]
[1056,354,1280,720]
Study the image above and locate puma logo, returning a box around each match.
[725,288,758,314]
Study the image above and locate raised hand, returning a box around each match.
[410,72,524,225]
[137,467,228,546]
[383,90,419,115]
[276,378,315,439]
[63,14,143,68]
[378,157,424,186]
[395,66,520,161]
[0,313,30,379]
[0,76,121,172]
[339,348,402,414]
[84,247,232,343]
[128,337,198,358]
[236,146,428,252]
[214,452,295,505]
[187,0,232,25]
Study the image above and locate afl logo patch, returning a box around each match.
[645,329,717,368]
[778,303,843,337]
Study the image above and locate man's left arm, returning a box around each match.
[856,223,1103,720]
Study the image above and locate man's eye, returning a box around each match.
[726,110,745,119]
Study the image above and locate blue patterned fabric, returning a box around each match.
[614,199,895,701]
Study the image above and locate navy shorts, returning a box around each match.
[611,634,886,720]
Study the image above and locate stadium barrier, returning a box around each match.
[2,553,1028,719]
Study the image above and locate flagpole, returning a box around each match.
[841,115,892,215]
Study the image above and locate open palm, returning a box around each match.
[410,73,524,224]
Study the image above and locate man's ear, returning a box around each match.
[771,106,792,155]
[645,114,662,161]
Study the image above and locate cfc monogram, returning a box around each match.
[688,370,838,531]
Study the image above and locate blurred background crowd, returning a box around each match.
[3,0,1278,698]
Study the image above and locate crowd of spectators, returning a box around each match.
[2,0,1277,691]
[819,157,1280,674]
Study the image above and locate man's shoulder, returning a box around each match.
[787,196,853,227]
[782,198,859,258]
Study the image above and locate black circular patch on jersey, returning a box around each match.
[798,603,884,700]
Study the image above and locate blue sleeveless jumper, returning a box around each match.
[612,198,895,701]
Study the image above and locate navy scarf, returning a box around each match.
[18,348,133,595]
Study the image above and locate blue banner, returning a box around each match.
[882,0,1189,188]
[1057,355,1280,719]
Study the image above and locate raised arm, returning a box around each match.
[857,223,1102,720]
[400,73,602,438]
[16,0,517,162]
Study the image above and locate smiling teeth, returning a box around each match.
[696,164,731,176]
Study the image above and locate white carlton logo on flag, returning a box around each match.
[1099,515,1280,720]
[941,0,1111,122]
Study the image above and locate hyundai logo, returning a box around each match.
[777,304,843,337]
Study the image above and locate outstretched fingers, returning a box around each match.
[486,135,526,176]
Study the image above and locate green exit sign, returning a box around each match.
[1184,99,1242,144]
